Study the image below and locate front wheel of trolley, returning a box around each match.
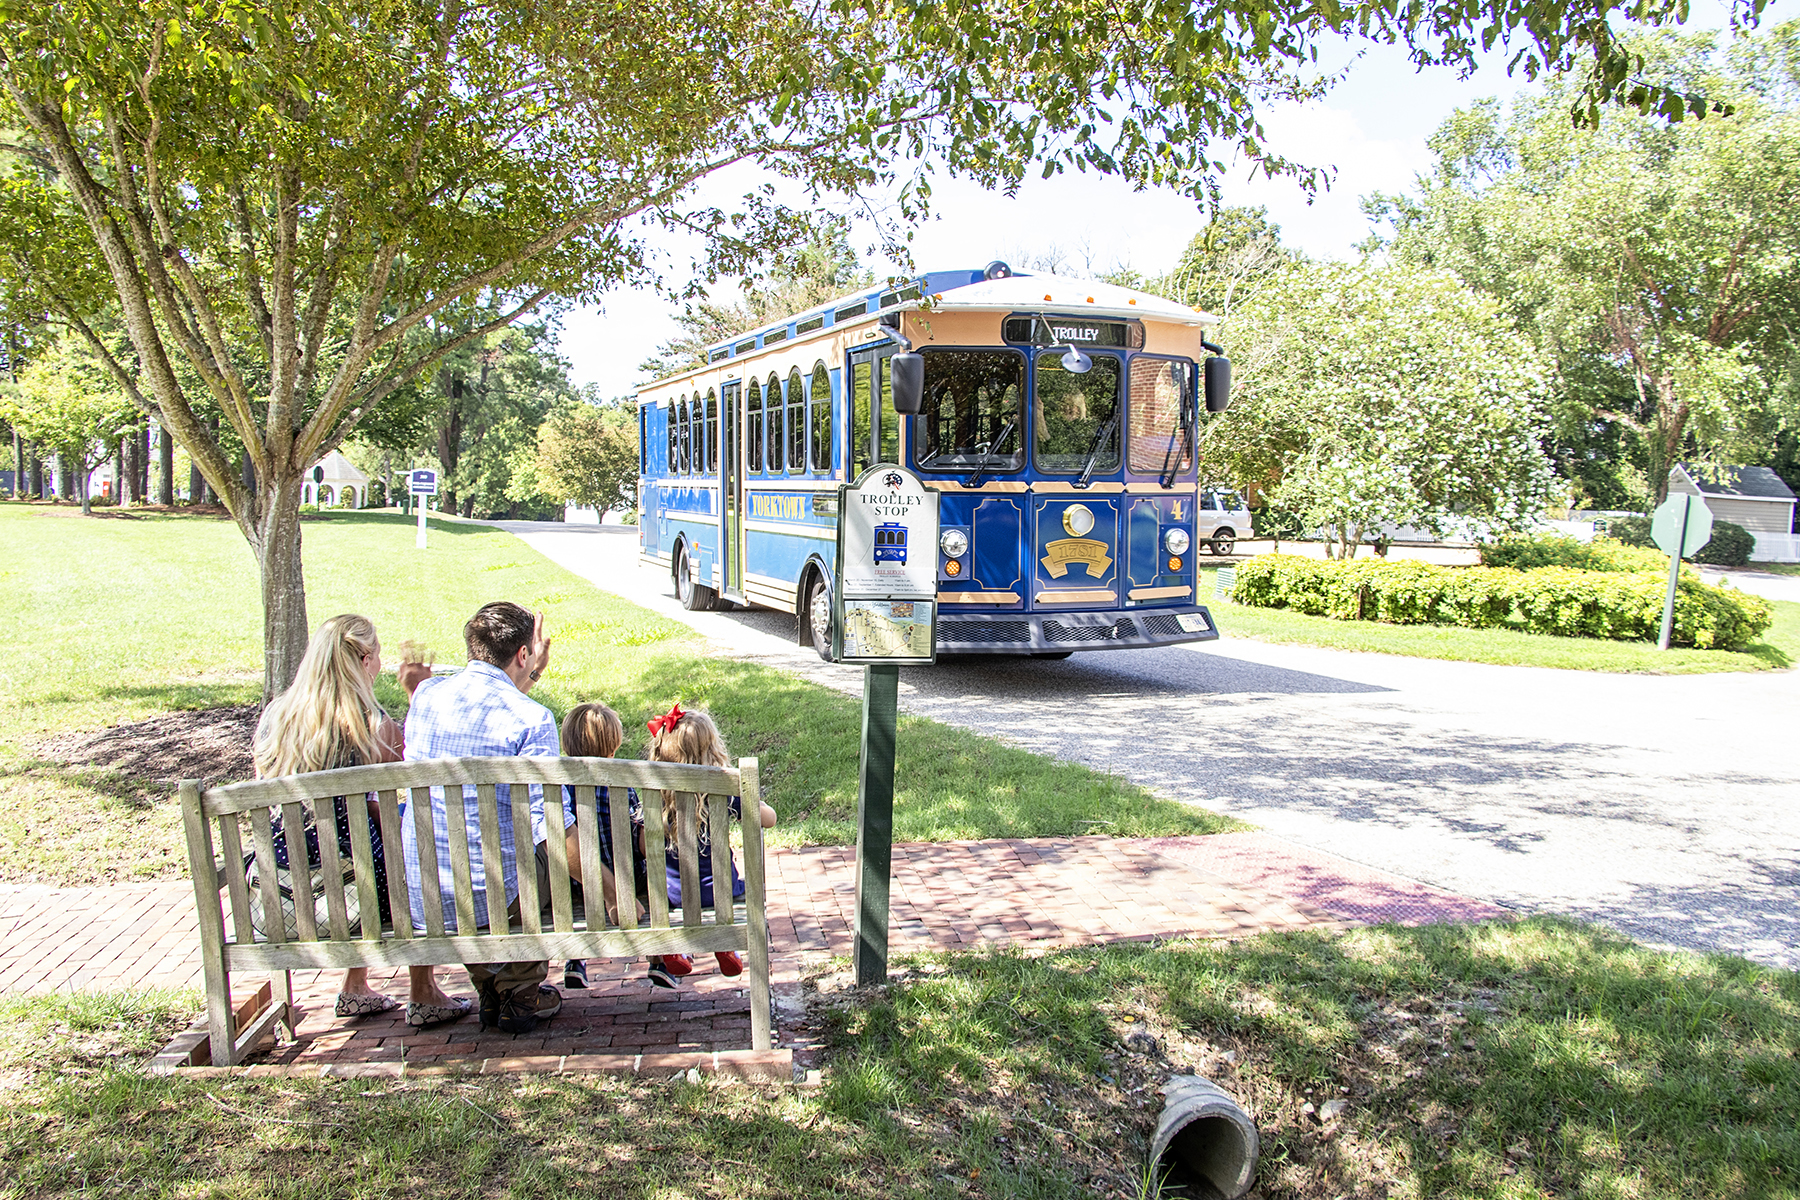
[804,573,832,662]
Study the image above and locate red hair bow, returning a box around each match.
[647,702,685,737]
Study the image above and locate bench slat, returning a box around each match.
[278,802,317,941]
[345,789,382,943]
[313,796,351,941]
[215,816,256,947]
[574,788,605,930]
[183,783,241,1065]
[377,790,412,941]
[227,924,750,972]
[477,784,504,933]
[200,757,742,817]
[511,781,542,935]
[411,786,446,938]
[545,786,574,933]
[608,783,637,930]
[708,793,732,927]
[677,791,701,928]
[641,788,669,929]
[247,809,287,945]
[740,757,772,1052]
[447,786,478,935]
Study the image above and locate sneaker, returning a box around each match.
[497,984,562,1035]
[714,951,744,977]
[563,959,589,989]
[647,955,692,990]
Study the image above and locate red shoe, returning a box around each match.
[715,951,743,977]
[656,954,694,977]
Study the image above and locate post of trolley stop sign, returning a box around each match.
[831,463,940,985]
[409,468,439,549]
[1650,492,1714,650]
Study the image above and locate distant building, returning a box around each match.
[1668,464,1796,535]
[302,450,367,509]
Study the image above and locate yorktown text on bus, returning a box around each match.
[634,262,1233,659]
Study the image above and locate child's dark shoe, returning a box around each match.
[714,951,743,977]
[564,959,588,989]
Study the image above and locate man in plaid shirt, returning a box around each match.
[399,601,575,1035]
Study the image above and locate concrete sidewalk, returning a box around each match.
[1,832,1505,1075]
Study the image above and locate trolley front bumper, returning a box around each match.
[934,605,1219,655]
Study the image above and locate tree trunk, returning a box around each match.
[79,459,92,515]
[10,430,19,498]
[30,449,43,499]
[122,428,139,505]
[136,422,150,501]
[249,471,311,701]
[461,494,475,519]
[57,455,74,503]
[158,425,174,505]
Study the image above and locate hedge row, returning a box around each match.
[1478,534,1667,573]
[1229,555,1774,649]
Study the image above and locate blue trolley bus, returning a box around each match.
[873,523,909,565]
[636,262,1232,659]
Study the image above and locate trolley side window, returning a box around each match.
[810,363,833,474]
[1127,357,1194,476]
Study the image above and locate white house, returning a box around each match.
[1668,464,1799,562]
[302,450,368,509]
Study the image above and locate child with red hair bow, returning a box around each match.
[641,703,777,987]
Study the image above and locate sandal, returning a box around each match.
[406,995,474,1028]
[335,992,401,1018]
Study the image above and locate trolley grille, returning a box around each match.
[1140,613,1190,639]
[939,620,1033,646]
[1044,619,1137,644]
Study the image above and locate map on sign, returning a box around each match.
[841,600,935,661]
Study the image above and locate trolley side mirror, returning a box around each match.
[892,352,924,415]
[1204,355,1232,413]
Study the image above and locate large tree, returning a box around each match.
[0,0,1756,695]
[1203,261,1553,556]
[1367,22,1800,506]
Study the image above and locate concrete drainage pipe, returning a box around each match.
[1147,1075,1259,1199]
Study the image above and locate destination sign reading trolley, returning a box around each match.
[833,464,941,664]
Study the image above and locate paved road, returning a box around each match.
[498,522,1800,970]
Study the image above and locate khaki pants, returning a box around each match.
[466,843,552,999]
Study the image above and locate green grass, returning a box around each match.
[1202,567,1800,673]
[4,919,1794,1199]
[0,503,1231,884]
[1744,561,1800,577]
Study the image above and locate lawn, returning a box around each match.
[0,503,1231,885]
[1201,566,1800,673]
[2,918,1794,1199]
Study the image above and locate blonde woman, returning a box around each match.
[252,614,470,1027]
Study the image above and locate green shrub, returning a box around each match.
[1691,519,1755,567]
[1229,555,1773,649]
[1479,534,1666,573]
[1609,515,1654,548]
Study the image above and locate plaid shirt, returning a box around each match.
[399,661,568,931]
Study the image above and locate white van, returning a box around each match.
[1197,488,1251,555]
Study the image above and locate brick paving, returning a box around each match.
[2,834,1503,1075]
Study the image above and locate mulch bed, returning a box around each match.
[35,705,259,786]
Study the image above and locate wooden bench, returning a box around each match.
[179,755,770,1067]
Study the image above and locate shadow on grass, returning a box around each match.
[822,919,1800,1200]
[306,509,496,535]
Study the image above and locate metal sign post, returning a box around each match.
[833,464,940,986]
[409,468,439,549]
[1650,492,1714,650]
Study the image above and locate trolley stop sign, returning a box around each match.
[1651,493,1713,557]
[833,464,940,664]
[408,469,439,496]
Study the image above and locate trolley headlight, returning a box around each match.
[940,529,969,558]
[1164,527,1191,555]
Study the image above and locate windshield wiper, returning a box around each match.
[1075,417,1118,489]
[1158,384,1197,489]
[964,420,1017,488]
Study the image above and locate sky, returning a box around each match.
[557,0,1793,399]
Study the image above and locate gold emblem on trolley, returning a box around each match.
[1041,538,1113,579]
[1171,499,1187,521]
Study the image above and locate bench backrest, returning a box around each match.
[180,755,766,950]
